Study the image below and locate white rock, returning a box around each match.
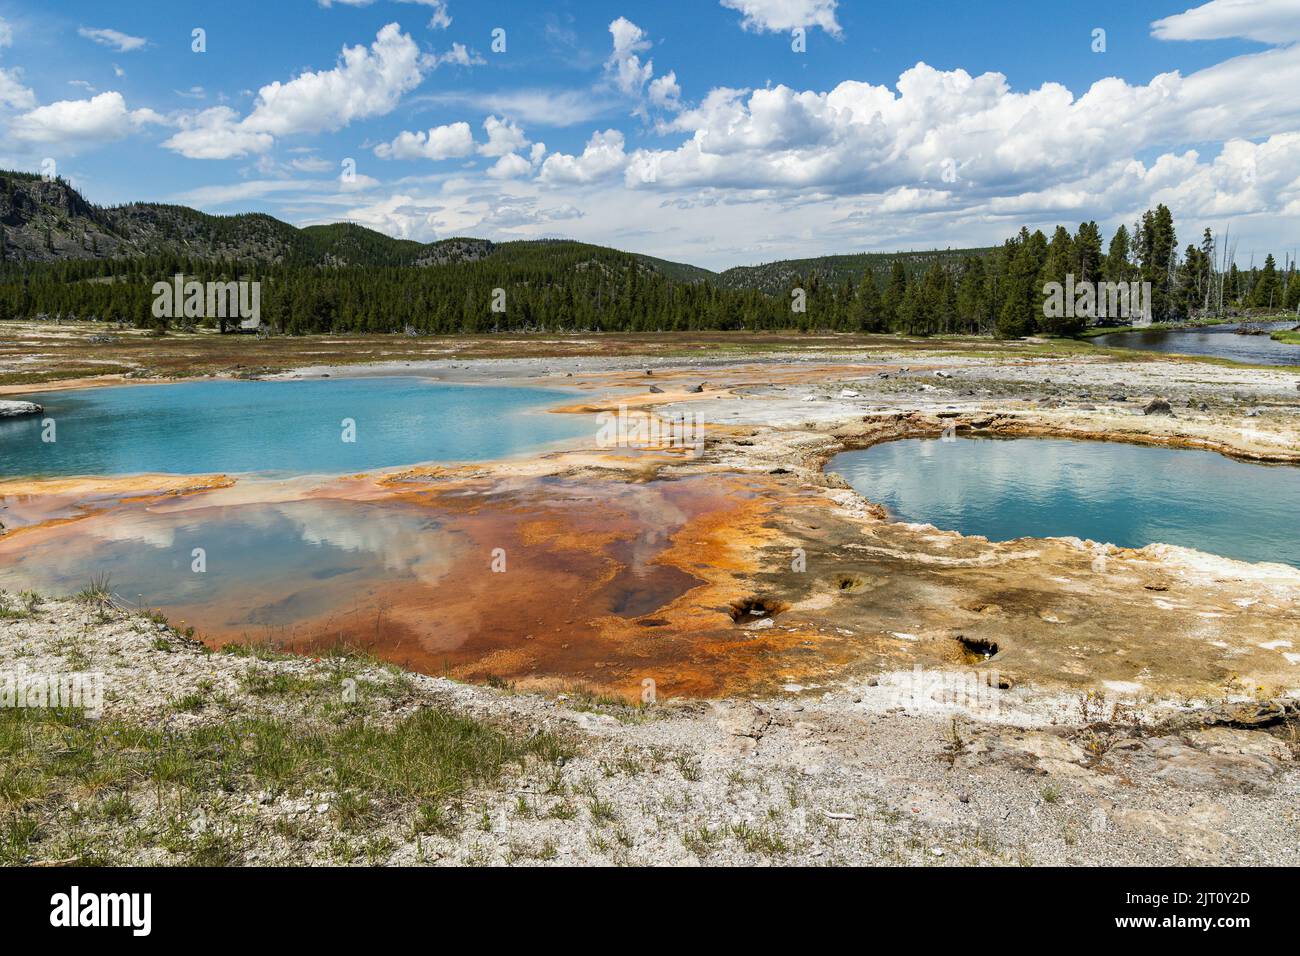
[0,400,43,418]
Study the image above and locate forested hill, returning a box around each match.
[716,248,993,294]
[0,169,721,279]
[0,170,586,270]
[2,171,1292,338]
[0,169,971,288]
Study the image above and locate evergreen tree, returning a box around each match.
[1137,204,1178,321]
[854,270,884,331]
[1073,221,1103,284]
[1226,263,1242,306]
[914,262,950,335]
[1285,271,1300,311]
[1252,254,1281,309]
[938,266,958,334]
[1039,226,1077,334]
[882,261,908,327]
[955,256,987,333]
[997,242,1042,338]
[897,280,924,335]
[1196,228,1216,314]
[1104,224,1134,283]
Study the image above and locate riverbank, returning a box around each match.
[1078,314,1299,341]
[1088,319,1300,369]
[1076,317,1232,339]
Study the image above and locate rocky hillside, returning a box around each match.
[0,171,694,277]
[0,170,987,290]
[0,171,493,268]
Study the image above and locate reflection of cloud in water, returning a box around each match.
[831,438,1300,565]
[285,502,457,580]
[0,529,128,593]
[506,477,695,579]
[83,500,456,578]
[86,511,179,549]
[3,498,463,603]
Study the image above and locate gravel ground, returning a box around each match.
[3,594,1297,867]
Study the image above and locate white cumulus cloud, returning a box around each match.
[604,18,684,118]
[429,42,483,67]
[10,92,164,149]
[1152,0,1300,43]
[479,115,529,157]
[374,121,475,160]
[487,143,547,180]
[243,23,423,136]
[622,42,1300,201]
[374,115,531,165]
[720,0,842,37]
[162,24,425,159]
[0,68,36,110]
[539,129,627,184]
[162,106,274,160]
[649,72,682,110]
[318,0,452,30]
[487,152,533,179]
[607,17,654,98]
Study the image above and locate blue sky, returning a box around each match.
[0,0,1297,269]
